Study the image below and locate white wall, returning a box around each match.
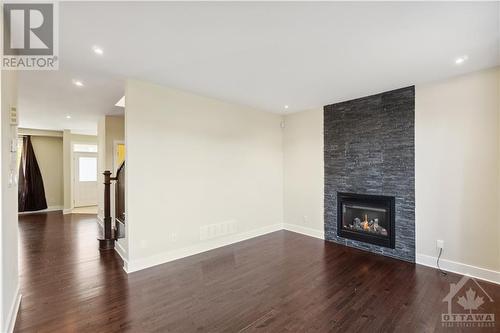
[121,68,499,278]
[125,79,283,271]
[97,117,105,220]
[415,68,500,272]
[281,68,500,280]
[283,108,324,238]
[63,130,71,212]
[1,70,20,332]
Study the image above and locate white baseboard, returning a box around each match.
[114,240,129,273]
[416,253,500,285]
[62,208,73,215]
[18,205,63,215]
[126,223,283,273]
[5,287,21,333]
[121,222,500,286]
[283,223,324,240]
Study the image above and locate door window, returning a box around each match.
[78,157,97,182]
[74,144,98,153]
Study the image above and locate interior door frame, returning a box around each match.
[73,150,98,208]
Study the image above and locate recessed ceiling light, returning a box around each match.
[284,105,289,109]
[72,79,84,87]
[455,55,468,65]
[92,46,103,55]
[65,115,71,119]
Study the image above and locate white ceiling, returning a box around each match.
[18,1,500,135]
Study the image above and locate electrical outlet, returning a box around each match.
[436,239,444,249]
[303,215,309,224]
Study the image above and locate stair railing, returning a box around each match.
[98,161,125,251]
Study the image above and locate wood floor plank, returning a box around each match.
[14,212,500,332]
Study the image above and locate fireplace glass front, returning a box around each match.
[337,192,395,248]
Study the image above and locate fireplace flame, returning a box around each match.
[363,214,369,231]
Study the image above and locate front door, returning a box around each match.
[74,152,98,207]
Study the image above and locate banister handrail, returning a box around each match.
[111,161,125,181]
[114,161,126,226]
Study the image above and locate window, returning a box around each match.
[78,157,97,182]
[73,144,98,153]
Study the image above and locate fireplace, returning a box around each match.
[337,192,395,248]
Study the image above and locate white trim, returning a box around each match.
[283,223,324,240]
[62,208,73,215]
[114,223,500,287]
[416,253,500,285]
[5,288,21,333]
[96,214,104,228]
[98,216,129,273]
[18,128,62,138]
[114,240,129,273]
[18,205,63,215]
[126,223,283,273]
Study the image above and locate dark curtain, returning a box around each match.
[18,136,48,212]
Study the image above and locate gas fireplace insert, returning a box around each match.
[337,192,395,248]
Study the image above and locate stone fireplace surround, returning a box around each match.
[324,86,415,262]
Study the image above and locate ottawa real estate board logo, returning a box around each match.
[2,2,58,70]
[442,276,495,328]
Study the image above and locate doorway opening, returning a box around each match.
[72,143,98,213]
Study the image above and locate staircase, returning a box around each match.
[98,161,126,250]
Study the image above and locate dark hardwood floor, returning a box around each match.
[15,212,500,332]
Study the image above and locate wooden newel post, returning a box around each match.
[98,170,115,251]
[103,171,112,239]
